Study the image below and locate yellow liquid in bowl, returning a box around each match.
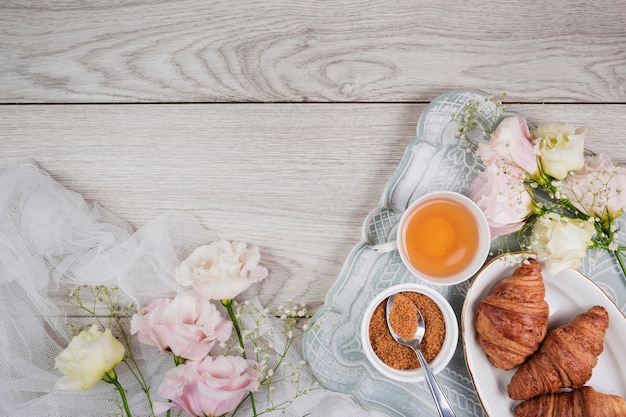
[403,198,479,278]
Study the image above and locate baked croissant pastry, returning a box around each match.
[513,386,626,417]
[475,259,549,370]
[508,305,609,401]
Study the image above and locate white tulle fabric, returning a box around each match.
[0,159,385,417]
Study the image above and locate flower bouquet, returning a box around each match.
[54,240,318,417]
[456,94,626,278]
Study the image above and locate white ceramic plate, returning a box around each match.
[462,253,626,416]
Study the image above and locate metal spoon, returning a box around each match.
[386,294,457,417]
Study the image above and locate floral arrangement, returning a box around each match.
[455,94,626,278]
[54,240,319,417]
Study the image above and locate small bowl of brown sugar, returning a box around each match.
[360,283,458,382]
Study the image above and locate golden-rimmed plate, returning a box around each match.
[462,253,626,416]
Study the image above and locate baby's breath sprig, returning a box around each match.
[225,299,320,416]
[65,285,156,417]
[453,92,508,145]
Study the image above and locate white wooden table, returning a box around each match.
[2,2,626,417]
[2,0,625,311]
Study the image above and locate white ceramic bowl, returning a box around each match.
[360,283,458,382]
[397,191,491,286]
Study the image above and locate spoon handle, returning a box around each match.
[413,346,457,417]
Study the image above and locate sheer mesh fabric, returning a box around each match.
[0,159,384,417]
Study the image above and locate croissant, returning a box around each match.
[508,305,609,401]
[513,386,626,417]
[475,259,549,370]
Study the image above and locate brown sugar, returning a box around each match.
[388,294,418,340]
[368,291,446,370]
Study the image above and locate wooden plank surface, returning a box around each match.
[1,0,625,103]
[2,0,625,307]
[2,103,625,307]
[3,3,626,416]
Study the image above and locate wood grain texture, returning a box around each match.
[1,0,625,103]
[1,103,625,307]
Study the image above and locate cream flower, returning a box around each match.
[530,212,595,275]
[477,115,539,178]
[54,325,125,391]
[532,123,591,180]
[563,153,626,220]
[175,240,269,301]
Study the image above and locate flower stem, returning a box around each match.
[117,323,155,416]
[102,369,132,417]
[222,299,246,359]
[614,250,626,282]
[222,299,257,417]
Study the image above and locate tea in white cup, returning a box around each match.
[376,191,490,285]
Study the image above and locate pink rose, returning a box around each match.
[470,163,533,238]
[563,153,626,220]
[175,240,269,301]
[155,355,260,417]
[477,115,539,178]
[130,292,232,361]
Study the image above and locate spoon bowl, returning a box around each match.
[386,294,457,417]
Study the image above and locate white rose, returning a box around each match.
[530,212,595,275]
[532,123,591,180]
[54,325,125,391]
[175,240,269,300]
[563,153,626,220]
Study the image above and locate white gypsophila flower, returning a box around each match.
[532,122,591,180]
[530,212,595,275]
[500,253,518,266]
[175,240,269,301]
